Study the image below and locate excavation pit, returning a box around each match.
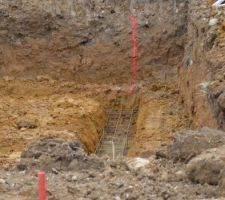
[1,0,225,199]
[0,80,189,165]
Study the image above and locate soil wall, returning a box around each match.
[0,0,188,83]
[179,1,225,130]
[0,80,107,164]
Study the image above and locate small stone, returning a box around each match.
[51,168,59,174]
[127,158,150,169]
[72,175,78,181]
[115,196,121,200]
[161,171,170,182]
[209,18,218,26]
[175,170,186,181]
[116,179,124,189]
[0,179,6,184]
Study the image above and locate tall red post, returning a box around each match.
[131,16,137,91]
[38,171,46,200]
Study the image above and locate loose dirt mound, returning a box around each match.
[18,139,104,172]
[186,145,225,185]
[168,127,225,162]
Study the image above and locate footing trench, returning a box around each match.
[96,107,138,158]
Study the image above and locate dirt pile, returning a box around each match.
[18,139,104,172]
[168,127,225,162]
[186,144,225,185]
[168,127,225,191]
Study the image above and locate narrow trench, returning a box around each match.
[95,96,138,158]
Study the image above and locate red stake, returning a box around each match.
[131,16,137,91]
[38,171,46,200]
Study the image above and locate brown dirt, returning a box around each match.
[179,0,225,130]
[0,78,189,166]
[128,82,189,157]
[0,79,140,165]
[0,0,190,167]
[0,0,187,83]
[168,127,225,163]
[0,0,225,199]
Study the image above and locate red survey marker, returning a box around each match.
[131,16,137,92]
[38,171,47,200]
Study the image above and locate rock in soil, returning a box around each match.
[168,127,225,162]
[186,145,225,185]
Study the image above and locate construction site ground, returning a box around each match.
[1,0,225,199]
[0,79,204,200]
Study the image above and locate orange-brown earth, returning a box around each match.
[0,0,224,167]
[1,1,225,200]
[180,1,225,130]
[0,79,110,165]
[0,79,142,165]
[0,0,190,165]
[128,82,189,157]
[0,78,190,166]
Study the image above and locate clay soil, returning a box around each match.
[0,79,194,200]
[0,77,189,166]
[0,0,190,166]
[0,78,132,166]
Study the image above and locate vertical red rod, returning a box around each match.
[132,16,137,88]
[38,171,46,200]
